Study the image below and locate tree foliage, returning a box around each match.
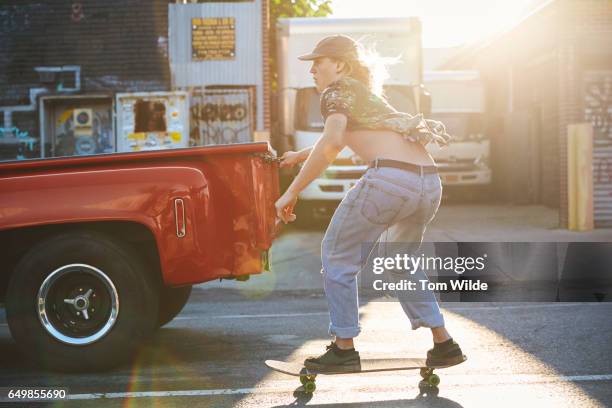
[268,0,332,144]
[270,0,332,21]
[268,0,332,92]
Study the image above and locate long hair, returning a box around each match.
[333,40,399,98]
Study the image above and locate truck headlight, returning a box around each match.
[475,154,490,168]
[467,133,485,142]
[451,134,467,143]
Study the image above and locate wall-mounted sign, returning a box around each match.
[192,17,236,61]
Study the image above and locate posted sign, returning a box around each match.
[192,17,236,61]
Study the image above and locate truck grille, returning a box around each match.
[436,159,478,172]
[320,185,344,192]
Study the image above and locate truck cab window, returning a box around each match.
[383,86,418,115]
[295,85,418,132]
[295,88,324,131]
[428,112,484,141]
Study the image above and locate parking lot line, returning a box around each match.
[174,312,329,320]
[64,373,612,401]
[2,303,609,326]
[171,303,609,321]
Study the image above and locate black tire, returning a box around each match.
[5,232,159,372]
[157,285,192,328]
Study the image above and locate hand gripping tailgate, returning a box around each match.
[251,152,281,248]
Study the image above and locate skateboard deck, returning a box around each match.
[265,357,464,376]
[265,356,466,394]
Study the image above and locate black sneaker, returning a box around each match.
[304,342,361,373]
[426,338,466,367]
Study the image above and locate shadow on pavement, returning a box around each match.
[447,303,612,407]
[0,335,39,372]
[273,387,463,407]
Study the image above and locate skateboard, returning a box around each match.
[265,356,466,395]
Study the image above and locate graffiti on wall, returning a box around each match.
[585,73,612,145]
[1,126,35,158]
[0,127,30,139]
[0,4,38,32]
[594,158,611,185]
[190,88,253,146]
[584,71,612,185]
[0,127,37,160]
[71,3,84,22]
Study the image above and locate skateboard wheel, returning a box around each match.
[428,373,440,387]
[420,368,433,379]
[300,374,316,385]
[418,381,439,397]
[418,381,428,393]
[304,381,316,393]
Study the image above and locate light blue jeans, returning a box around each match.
[321,161,445,338]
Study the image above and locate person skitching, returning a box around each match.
[275,34,465,372]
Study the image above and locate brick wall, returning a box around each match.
[559,0,612,227]
[261,0,270,132]
[1,0,171,103]
[0,0,171,147]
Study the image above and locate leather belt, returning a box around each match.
[367,158,438,175]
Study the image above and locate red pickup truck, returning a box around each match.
[0,142,279,372]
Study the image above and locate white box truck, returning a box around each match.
[424,70,491,188]
[276,17,429,220]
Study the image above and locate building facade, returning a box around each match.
[0,0,172,159]
[443,0,612,227]
[0,0,270,160]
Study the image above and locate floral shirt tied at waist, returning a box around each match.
[320,76,452,147]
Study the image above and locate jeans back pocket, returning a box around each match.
[359,177,418,225]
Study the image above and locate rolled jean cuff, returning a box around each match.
[410,312,445,330]
[329,323,361,339]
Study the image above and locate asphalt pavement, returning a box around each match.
[1,204,611,407]
[1,288,612,407]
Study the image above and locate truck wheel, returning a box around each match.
[157,285,192,328]
[5,232,158,372]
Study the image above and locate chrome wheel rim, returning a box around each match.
[37,263,119,345]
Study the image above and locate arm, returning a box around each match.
[275,113,347,223]
[297,146,313,162]
[287,113,347,195]
[278,146,313,168]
